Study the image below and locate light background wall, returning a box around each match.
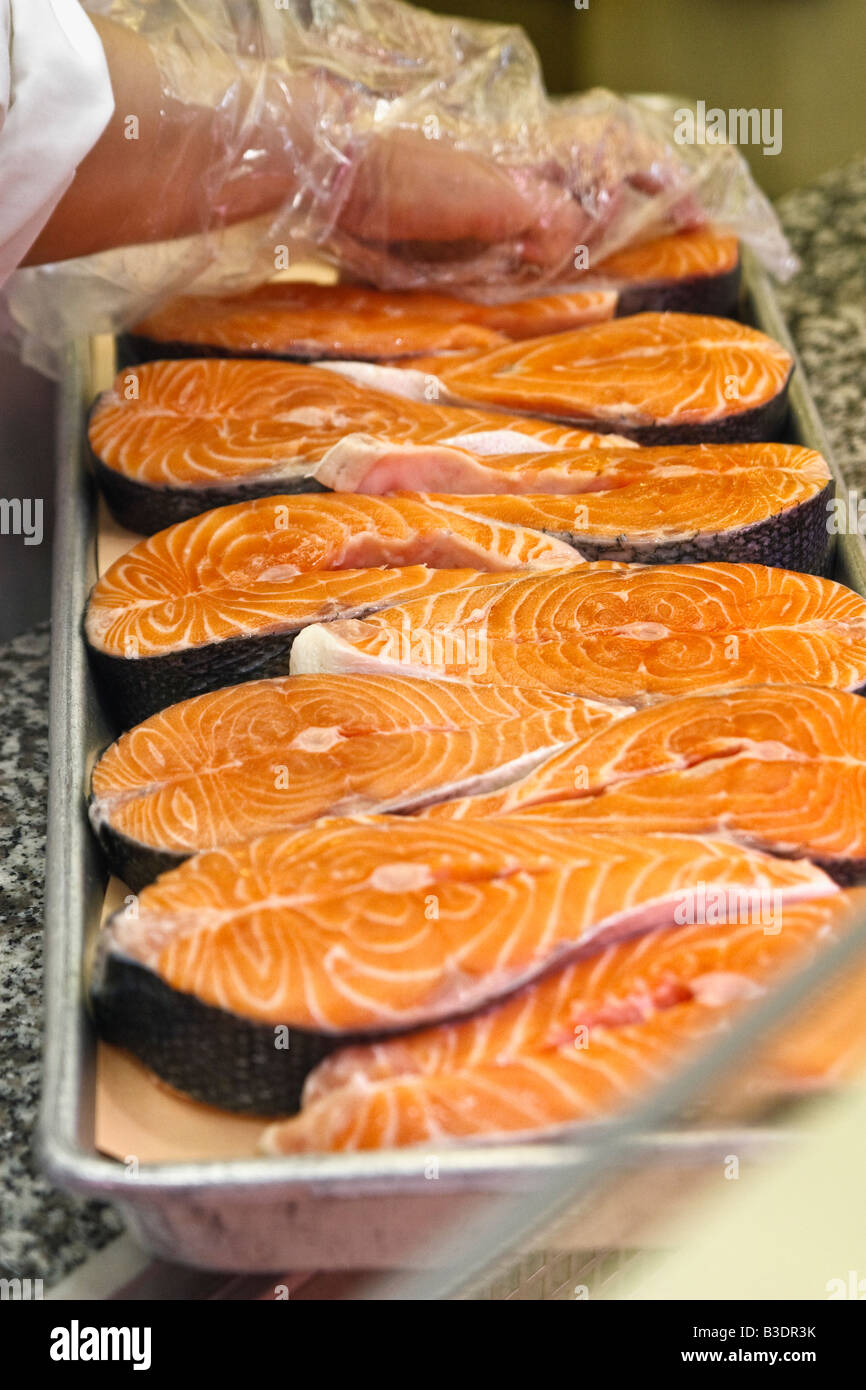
[422,0,866,196]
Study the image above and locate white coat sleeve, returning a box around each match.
[0,0,115,285]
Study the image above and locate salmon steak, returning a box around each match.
[290,562,866,702]
[89,358,631,534]
[84,495,580,726]
[90,816,834,1113]
[317,442,833,572]
[125,281,617,364]
[427,686,866,884]
[353,313,794,443]
[266,1006,736,1152]
[593,227,741,317]
[89,675,627,889]
[263,891,862,1152]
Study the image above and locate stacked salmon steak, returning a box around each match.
[82,227,866,1152]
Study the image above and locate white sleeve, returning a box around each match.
[0,0,115,285]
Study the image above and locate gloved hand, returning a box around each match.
[7,0,794,375]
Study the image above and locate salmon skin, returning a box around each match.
[124,281,617,365]
[291,562,866,703]
[89,675,628,889]
[84,495,580,727]
[335,313,794,444]
[89,358,631,534]
[428,686,866,884]
[593,227,741,317]
[89,817,834,1114]
[316,442,834,573]
[262,891,861,1152]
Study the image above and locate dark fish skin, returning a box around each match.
[532,482,836,575]
[614,261,742,318]
[90,815,188,893]
[117,333,402,368]
[92,938,512,1116]
[90,448,326,536]
[85,626,301,730]
[91,950,340,1116]
[776,852,866,888]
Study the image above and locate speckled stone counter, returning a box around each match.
[0,625,122,1285]
[0,625,123,1284]
[1,158,864,1290]
[775,158,866,481]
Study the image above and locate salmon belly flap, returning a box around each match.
[89,819,837,1116]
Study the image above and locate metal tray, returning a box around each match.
[38,255,866,1273]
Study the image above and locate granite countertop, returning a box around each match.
[0,627,123,1285]
[1,157,865,1290]
[774,158,866,482]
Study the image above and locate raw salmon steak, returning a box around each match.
[263,892,862,1152]
[427,686,866,884]
[264,1005,736,1152]
[126,281,617,363]
[351,313,794,443]
[593,227,741,316]
[299,892,861,1104]
[90,816,834,1113]
[317,442,833,572]
[84,494,580,726]
[291,562,866,702]
[89,675,627,888]
[89,358,631,533]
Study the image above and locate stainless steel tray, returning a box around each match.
[38,255,866,1273]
